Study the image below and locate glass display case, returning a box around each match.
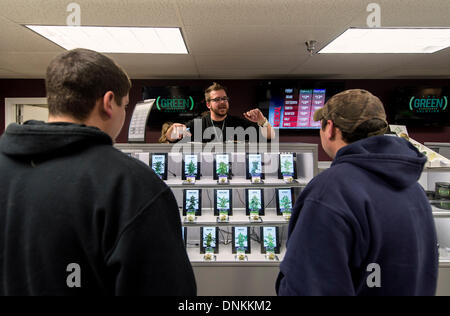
[116,141,450,295]
[115,142,318,295]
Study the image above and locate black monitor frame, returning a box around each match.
[277,153,298,179]
[182,189,202,216]
[275,188,295,215]
[231,227,251,254]
[245,188,265,216]
[182,227,187,248]
[213,153,233,180]
[200,227,219,254]
[213,189,233,216]
[151,153,168,180]
[260,226,280,254]
[245,153,265,180]
[182,154,201,180]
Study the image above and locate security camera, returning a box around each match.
[305,40,318,56]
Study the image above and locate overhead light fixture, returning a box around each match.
[25,25,188,54]
[319,27,450,54]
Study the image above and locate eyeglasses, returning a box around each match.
[209,96,230,103]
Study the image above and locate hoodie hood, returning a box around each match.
[332,135,427,189]
[0,120,112,158]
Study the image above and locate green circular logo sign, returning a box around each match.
[409,96,448,113]
[156,96,195,112]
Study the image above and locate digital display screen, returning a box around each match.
[279,153,295,175]
[247,189,263,214]
[184,189,200,215]
[202,227,217,248]
[268,88,326,129]
[234,227,249,249]
[277,189,293,211]
[184,154,198,176]
[216,190,231,210]
[142,86,206,130]
[182,227,187,247]
[215,154,230,175]
[248,154,262,176]
[151,154,166,178]
[262,227,277,249]
[391,86,450,127]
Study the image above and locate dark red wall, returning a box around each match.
[1,78,449,161]
[0,79,47,133]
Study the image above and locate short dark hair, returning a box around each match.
[205,82,228,102]
[46,48,131,121]
[322,118,388,143]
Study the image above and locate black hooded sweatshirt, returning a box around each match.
[0,120,196,296]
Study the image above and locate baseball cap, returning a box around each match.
[313,89,388,136]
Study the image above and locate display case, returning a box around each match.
[424,143,450,160]
[116,141,450,295]
[419,166,450,296]
[115,142,318,295]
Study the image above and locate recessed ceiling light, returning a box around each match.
[25,25,188,54]
[319,28,450,54]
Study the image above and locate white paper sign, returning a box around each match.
[128,99,155,142]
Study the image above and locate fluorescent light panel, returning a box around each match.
[25,25,188,54]
[319,28,450,54]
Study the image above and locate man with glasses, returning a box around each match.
[165,82,274,142]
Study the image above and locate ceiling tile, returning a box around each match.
[108,53,199,78]
[177,0,363,27]
[0,0,181,26]
[0,0,449,79]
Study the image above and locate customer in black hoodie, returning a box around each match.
[276,89,438,296]
[0,48,196,295]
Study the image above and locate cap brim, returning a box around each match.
[313,108,324,122]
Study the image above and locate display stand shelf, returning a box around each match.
[180,208,290,227]
[432,205,450,218]
[165,178,309,189]
[187,242,286,266]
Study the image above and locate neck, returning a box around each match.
[329,140,348,159]
[210,111,227,122]
[47,115,83,124]
[48,114,106,135]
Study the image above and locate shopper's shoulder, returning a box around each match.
[304,165,353,199]
[314,163,349,183]
[324,161,363,179]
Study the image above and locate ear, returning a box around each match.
[206,101,211,110]
[325,120,337,140]
[102,91,115,118]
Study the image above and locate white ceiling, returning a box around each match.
[0,0,449,79]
